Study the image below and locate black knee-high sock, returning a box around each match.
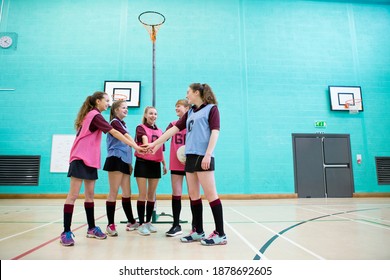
[63,204,74,232]
[189,198,195,230]
[84,202,95,229]
[146,201,155,223]
[106,201,116,225]
[137,200,146,224]
[210,198,224,236]
[191,198,203,233]
[172,195,181,226]
[122,197,136,224]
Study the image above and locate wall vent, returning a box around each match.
[0,156,40,186]
[375,157,390,185]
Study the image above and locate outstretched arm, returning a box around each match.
[109,128,147,153]
[146,126,180,153]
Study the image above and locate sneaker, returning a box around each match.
[200,231,227,246]
[86,226,107,240]
[166,225,183,237]
[106,224,118,237]
[126,221,140,231]
[180,229,205,243]
[137,223,150,236]
[145,222,157,233]
[60,231,75,246]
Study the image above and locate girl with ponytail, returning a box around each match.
[146,83,227,246]
[60,92,146,246]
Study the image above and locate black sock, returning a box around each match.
[122,197,136,224]
[106,201,116,225]
[63,204,74,232]
[210,199,224,236]
[84,202,95,229]
[191,198,203,233]
[146,201,155,223]
[172,195,181,226]
[189,198,195,229]
[137,201,146,224]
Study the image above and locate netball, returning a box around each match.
[176,145,186,163]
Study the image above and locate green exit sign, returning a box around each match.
[315,121,327,128]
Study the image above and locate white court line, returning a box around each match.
[223,219,268,260]
[312,204,390,224]
[230,208,326,260]
[299,205,390,230]
[0,211,85,243]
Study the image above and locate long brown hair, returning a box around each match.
[189,83,218,105]
[142,106,157,125]
[110,100,126,121]
[74,91,107,130]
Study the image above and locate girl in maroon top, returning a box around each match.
[61,92,145,247]
[165,99,191,237]
[134,106,167,236]
[146,83,227,246]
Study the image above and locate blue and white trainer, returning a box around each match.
[200,231,227,246]
[180,229,205,243]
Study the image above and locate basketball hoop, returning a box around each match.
[113,93,128,101]
[138,11,165,107]
[344,99,362,114]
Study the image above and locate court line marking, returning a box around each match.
[256,206,390,260]
[223,219,268,260]
[0,211,85,243]
[8,206,123,260]
[310,205,390,227]
[230,208,326,260]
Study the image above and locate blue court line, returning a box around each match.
[253,207,388,260]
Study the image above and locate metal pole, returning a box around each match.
[152,40,156,107]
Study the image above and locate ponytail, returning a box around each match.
[189,83,218,105]
[74,91,106,130]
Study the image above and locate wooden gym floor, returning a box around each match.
[0,197,389,260]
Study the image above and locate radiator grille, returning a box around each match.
[376,157,390,185]
[0,156,40,186]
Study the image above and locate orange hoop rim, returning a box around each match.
[344,98,362,109]
[112,93,128,101]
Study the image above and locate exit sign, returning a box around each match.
[315,121,327,128]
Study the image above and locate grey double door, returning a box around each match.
[292,133,354,198]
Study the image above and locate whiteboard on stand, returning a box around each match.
[50,134,75,173]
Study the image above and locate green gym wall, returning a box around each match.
[1,0,389,196]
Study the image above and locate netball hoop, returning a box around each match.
[139,11,165,107]
[344,99,362,114]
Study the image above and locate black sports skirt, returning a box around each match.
[67,160,98,180]
[134,158,161,179]
[103,156,132,175]
[171,170,186,176]
[185,154,215,173]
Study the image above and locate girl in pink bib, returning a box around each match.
[134,106,167,236]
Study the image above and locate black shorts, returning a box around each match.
[134,158,161,179]
[185,154,215,173]
[103,156,132,175]
[171,170,186,176]
[67,160,98,180]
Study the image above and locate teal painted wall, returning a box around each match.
[1,0,389,195]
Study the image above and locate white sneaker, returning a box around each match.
[106,224,118,237]
[137,224,150,236]
[145,222,157,233]
[126,222,139,231]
